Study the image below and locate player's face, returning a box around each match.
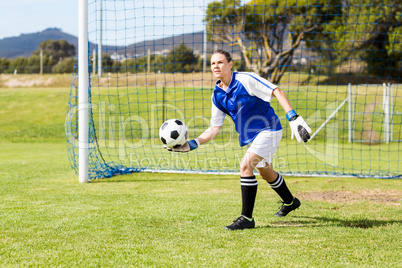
[211,53,233,80]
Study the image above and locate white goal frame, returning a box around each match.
[78,0,89,183]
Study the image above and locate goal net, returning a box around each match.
[66,0,402,180]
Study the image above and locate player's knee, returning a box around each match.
[240,161,253,176]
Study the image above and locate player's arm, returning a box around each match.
[166,99,224,153]
[166,126,221,153]
[272,87,293,113]
[272,88,311,143]
[197,126,221,145]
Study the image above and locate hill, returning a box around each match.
[0,28,79,59]
[0,28,233,59]
[125,31,205,56]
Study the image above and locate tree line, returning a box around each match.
[107,44,205,74]
[0,40,76,74]
[0,41,204,75]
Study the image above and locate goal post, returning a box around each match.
[78,0,89,183]
[67,0,402,181]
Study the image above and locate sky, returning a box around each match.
[0,0,78,40]
[0,0,251,46]
[0,0,221,44]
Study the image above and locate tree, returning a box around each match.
[52,58,76,73]
[333,0,402,78]
[32,39,76,61]
[205,0,342,83]
[9,57,28,74]
[27,55,41,73]
[164,44,199,73]
[0,58,10,73]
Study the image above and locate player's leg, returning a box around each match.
[257,164,300,217]
[225,151,262,230]
[239,151,264,218]
[257,163,293,203]
[249,129,300,217]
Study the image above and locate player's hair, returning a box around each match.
[212,49,232,63]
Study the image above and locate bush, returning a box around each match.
[164,44,199,73]
[0,58,10,73]
[52,58,76,74]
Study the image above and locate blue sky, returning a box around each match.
[0,0,78,39]
[0,0,248,44]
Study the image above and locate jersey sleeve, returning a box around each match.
[210,101,226,126]
[237,72,278,102]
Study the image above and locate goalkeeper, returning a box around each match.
[167,49,311,230]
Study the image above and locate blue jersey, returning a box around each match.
[212,72,282,146]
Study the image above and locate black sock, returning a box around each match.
[268,174,294,204]
[240,176,258,219]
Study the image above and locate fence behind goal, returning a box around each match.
[66,0,402,180]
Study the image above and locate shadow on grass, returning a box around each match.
[259,216,402,229]
[89,174,236,183]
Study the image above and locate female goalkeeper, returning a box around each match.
[167,49,311,230]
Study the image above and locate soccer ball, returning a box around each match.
[159,119,188,148]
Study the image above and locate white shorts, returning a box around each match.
[246,129,283,168]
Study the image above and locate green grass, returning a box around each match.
[0,142,401,266]
[0,87,69,142]
[0,84,401,266]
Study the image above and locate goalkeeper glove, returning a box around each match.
[286,110,312,143]
[164,139,199,153]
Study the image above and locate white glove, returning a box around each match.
[164,139,198,153]
[289,115,312,143]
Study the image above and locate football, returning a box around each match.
[159,119,188,148]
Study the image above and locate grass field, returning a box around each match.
[1,142,401,266]
[0,80,401,266]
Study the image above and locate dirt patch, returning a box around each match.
[4,77,55,87]
[298,189,401,205]
[0,74,72,88]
